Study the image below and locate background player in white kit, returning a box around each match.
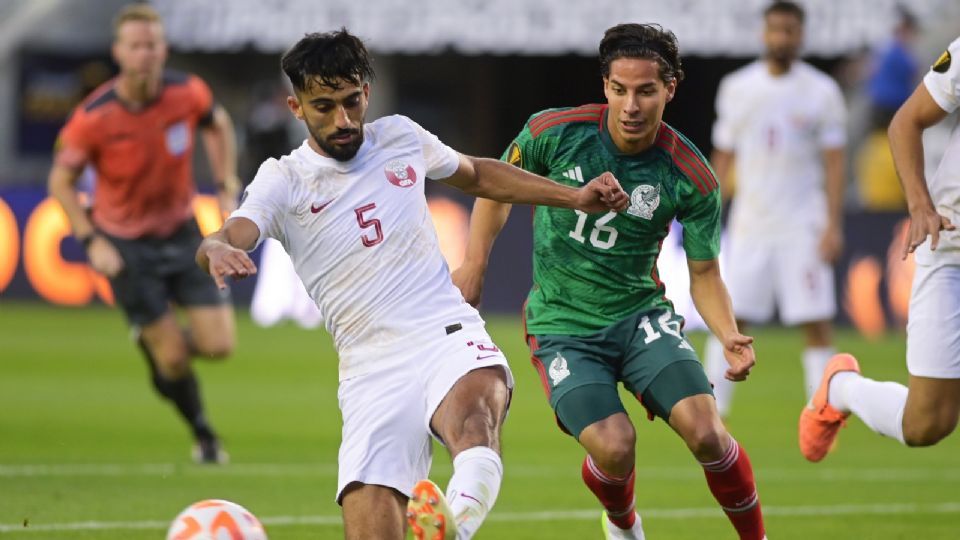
[196,29,628,540]
[799,37,960,461]
[703,1,847,416]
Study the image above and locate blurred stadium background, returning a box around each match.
[2,1,960,538]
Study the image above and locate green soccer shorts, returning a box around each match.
[528,307,713,438]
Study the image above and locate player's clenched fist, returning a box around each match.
[205,244,258,289]
[578,172,629,213]
[722,332,756,382]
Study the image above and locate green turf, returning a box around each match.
[1,301,957,539]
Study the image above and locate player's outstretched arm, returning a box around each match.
[889,83,955,258]
[452,198,513,306]
[688,258,755,381]
[440,154,628,213]
[196,217,260,289]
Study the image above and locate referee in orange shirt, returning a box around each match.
[48,4,239,464]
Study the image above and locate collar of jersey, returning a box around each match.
[298,136,371,169]
[598,108,661,161]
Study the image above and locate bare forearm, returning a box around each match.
[202,108,240,199]
[463,198,513,269]
[889,111,933,212]
[823,147,845,227]
[690,270,738,341]
[468,158,579,208]
[48,165,95,239]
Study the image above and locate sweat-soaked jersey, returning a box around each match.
[503,104,721,335]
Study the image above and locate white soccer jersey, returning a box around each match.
[713,60,847,240]
[917,36,960,265]
[232,115,482,380]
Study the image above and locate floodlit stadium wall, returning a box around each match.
[0,185,913,338]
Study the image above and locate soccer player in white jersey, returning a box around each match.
[196,30,628,540]
[799,37,960,460]
[703,1,847,417]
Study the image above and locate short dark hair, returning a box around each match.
[764,1,805,24]
[599,23,684,84]
[281,28,375,93]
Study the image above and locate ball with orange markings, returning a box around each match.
[166,499,268,540]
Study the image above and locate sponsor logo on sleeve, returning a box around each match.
[932,50,952,74]
[507,142,523,168]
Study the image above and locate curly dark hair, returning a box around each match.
[281,28,375,93]
[599,23,684,84]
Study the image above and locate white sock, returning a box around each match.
[828,372,907,444]
[704,335,734,417]
[802,347,834,401]
[445,446,503,540]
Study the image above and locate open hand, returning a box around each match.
[903,205,955,259]
[206,243,258,289]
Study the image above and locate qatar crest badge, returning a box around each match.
[384,160,417,188]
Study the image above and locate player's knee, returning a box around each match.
[194,336,234,359]
[684,423,727,462]
[903,416,957,447]
[153,348,191,379]
[590,430,636,471]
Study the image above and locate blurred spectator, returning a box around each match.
[866,6,919,131]
[856,6,920,210]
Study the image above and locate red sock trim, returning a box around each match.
[582,455,636,529]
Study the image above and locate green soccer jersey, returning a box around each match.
[502,104,721,335]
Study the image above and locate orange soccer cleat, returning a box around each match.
[798,353,861,462]
[407,479,457,540]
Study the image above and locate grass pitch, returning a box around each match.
[1,302,957,539]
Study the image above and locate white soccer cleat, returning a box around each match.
[601,511,645,540]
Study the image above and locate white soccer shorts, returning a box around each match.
[907,262,960,378]
[334,324,513,503]
[725,233,836,326]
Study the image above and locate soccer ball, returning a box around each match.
[166,499,268,540]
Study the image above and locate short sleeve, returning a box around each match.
[54,107,96,169]
[187,74,215,126]
[402,117,460,179]
[923,37,960,115]
[818,81,847,149]
[677,166,722,261]
[230,159,289,249]
[711,76,737,152]
[499,115,550,175]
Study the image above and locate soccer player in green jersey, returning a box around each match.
[453,24,766,540]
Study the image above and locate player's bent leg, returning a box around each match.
[657,365,765,540]
[341,482,407,540]
[141,311,223,463]
[431,366,509,454]
[557,385,640,535]
[185,305,235,360]
[901,376,960,447]
[140,312,191,379]
[429,366,509,540]
[578,412,636,477]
